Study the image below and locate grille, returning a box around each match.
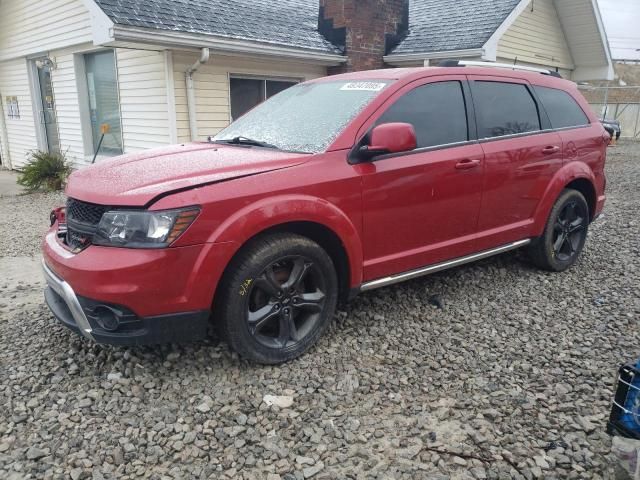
[66,198,108,226]
[65,198,109,252]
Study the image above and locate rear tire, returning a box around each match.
[527,189,589,272]
[216,233,338,364]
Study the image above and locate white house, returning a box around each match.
[0,0,614,170]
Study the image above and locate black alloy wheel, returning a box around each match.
[551,200,588,262]
[247,256,327,349]
[217,233,338,364]
[528,189,590,272]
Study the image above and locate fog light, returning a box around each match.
[95,306,120,332]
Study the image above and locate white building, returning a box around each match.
[0,0,614,170]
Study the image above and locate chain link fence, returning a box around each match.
[578,85,640,139]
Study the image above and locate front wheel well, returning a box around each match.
[565,178,597,221]
[216,221,351,306]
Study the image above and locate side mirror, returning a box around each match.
[357,122,417,161]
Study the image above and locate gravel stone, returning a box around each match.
[263,394,294,408]
[25,446,47,460]
[302,461,325,478]
[70,467,83,480]
[1,143,639,479]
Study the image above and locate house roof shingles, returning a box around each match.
[94,0,523,57]
[390,0,522,55]
[94,0,342,54]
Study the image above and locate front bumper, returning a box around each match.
[42,229,236,317]
[43,259,95,340]
[41,225,239,346]
[43,260,210,345]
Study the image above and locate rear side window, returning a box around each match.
[534,86,590,129]
[473,81,541,138]
[376,81,468,149]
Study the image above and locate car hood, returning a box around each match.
[66,143,311,206]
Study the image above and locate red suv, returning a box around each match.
[42,63,607,363]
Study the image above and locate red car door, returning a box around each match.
[468,76,564,251]
[356,76,485,281]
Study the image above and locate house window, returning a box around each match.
[230,76,298,121]
[83,50,123,156]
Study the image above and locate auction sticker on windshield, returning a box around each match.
[340,82,387,92]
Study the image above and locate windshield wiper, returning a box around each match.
[214,136,279,149]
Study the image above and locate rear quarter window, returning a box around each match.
[534,86,590,129]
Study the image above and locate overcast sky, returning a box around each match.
[597,0,640,60]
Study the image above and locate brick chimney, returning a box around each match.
[319,0,409,74]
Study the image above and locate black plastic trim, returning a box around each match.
[461,80,478,141]
[45,287,210,346]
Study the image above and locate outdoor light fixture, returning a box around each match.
[35,57,56,70]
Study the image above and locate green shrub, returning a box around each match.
[17,150,72,192]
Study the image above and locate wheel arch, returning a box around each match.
[532,162,598,236]
[231,221,352,302]
[565,177,597,221]
[207,195,363,307]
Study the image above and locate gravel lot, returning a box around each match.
[1,143,639,480]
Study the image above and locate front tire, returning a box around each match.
[528,189,590,272]
[217,233,338,364]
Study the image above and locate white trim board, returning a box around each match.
[80,0,115,45]
[107,26,346,66]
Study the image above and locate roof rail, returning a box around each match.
[437,60,563,78]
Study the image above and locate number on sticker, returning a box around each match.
[340,82,386,92]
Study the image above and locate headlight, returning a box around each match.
[93,208,199,248]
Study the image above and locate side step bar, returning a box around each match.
[360,239,531,292]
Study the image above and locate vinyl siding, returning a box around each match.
[0,0,92,62]
[0,59,39,169]
[172,54,327,142]
[116,49,170,153]
[498,0,574,71]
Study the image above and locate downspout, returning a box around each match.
[186,48,210,142]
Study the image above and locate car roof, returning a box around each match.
[311,66,574,89]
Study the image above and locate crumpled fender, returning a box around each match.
[532,161,597,235]
[207,195,364,287]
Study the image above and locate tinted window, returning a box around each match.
[473,81,541,138]
[534,86,590,129]
[376,81,468,149]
